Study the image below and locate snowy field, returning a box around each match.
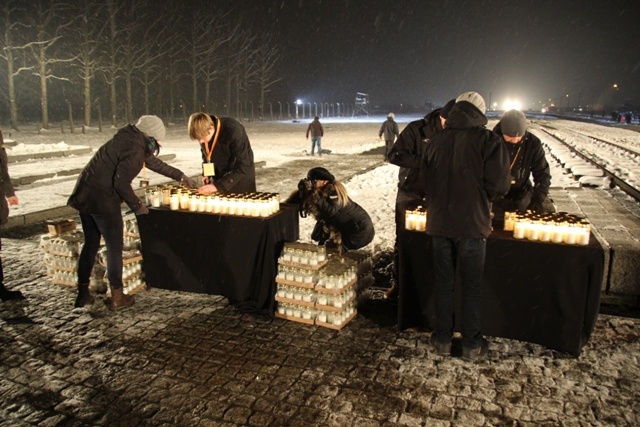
[3,114,640,253]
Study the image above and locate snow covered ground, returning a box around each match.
[3,114,640,253]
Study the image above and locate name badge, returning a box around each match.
[202,162,215,177]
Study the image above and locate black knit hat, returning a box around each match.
[439,99,456,119]
[500,109,527,137]
[307,167,335,182]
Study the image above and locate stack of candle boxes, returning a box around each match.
[274,242,374,330]
[503,211,591,246]
[40,217,146,296]
[145,184,280,218]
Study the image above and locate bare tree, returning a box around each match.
[25,0,76,130]
[0,0,32,130]
[104,0,122,127]
[252,32,281,121]
[69,0,107,127]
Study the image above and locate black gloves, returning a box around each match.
[135,205,149,215]
[527,201,544,214]
[181,174,198,188]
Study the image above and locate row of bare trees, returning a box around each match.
[0,0,281,131]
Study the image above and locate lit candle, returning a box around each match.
[170,194,179,210]
[513,221,526,239]
[179,193,189,210]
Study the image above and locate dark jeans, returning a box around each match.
[431,235,486,349]
[78,213,124,290]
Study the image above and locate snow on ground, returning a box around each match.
[4,114,639,253]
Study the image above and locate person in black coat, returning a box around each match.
[287,167,374,252]
[187,112,256,194]
[423,92,511,359]
[378,113,400,161]
[68,115,196,310]
[384,99,455,299]
[0,128,23,301]
[491,109,552,223]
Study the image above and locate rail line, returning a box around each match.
[536,122,640,203]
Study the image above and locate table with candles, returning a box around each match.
[137,185,299,315]
[397,210,604,356]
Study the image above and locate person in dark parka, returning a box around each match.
[187,112,256,194]
[379,112,400,161]
[0,128,23,301]
[287,167,374,252]
[423,92,511,359]
[491,109,552,222]
[384,99,455,299]
[68,115,196,310]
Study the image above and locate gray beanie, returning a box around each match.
[135,115,166,140]
[500,109,527,137]
[456,91,486,114]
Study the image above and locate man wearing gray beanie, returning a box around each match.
[491,109,552,220]
[67,115,198,311]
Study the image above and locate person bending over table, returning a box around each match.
[491,109,552,224]
[68,115,197,310]
[286,167,375,253]
[187,112,256,194]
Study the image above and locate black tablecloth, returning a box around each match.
[137,204,299,316]
[397,228,604,356]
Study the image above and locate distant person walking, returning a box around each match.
[0,128,23,301]
[379,113,400,161]
[306,116,324,156]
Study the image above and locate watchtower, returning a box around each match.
[353,92,369,117]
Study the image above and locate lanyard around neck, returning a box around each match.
[202,116,221,162]
[509,145,522,173]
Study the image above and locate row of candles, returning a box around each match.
[145,185,280,217]
[276,284,355,308]
[276,303,356,325]
[405,207,427,231]
[504,212,591,245]
[280,245,327,265]
[277,265,358,290]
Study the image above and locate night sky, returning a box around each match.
[239,0,640,110]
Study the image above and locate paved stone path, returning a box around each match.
[1,235,640,426]
[2,150,640,426]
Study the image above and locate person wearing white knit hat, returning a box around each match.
[422,91,511,360]
[68,115,197,311]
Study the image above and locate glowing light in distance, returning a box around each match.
[503,99,522,111]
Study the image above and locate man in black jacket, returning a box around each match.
[68,115,196,310]
[379,113,400,161]
[423,92,511,359]
[491,109,552,223]
[187,112,256,194]
[384,99,455,300]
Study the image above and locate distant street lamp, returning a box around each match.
[295,99,302,120]
[336,102,341,116]
[314,102,317,116]
[324,103,329,117]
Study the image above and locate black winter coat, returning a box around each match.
[201,116,256,193]
[313,184,375,250]
[492,123,551,210]
[0,130,16,225]
[388,108,443,198]
[68,125,184,214]
[423,102,511,238]
[378,118,399,141]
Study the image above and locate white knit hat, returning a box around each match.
[135,115,166,140]
[388,113,395,119]
[456,92,486,114]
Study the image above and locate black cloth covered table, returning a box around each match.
[137,204,299,316]
[397,228,604,356]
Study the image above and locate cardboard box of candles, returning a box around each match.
[274,242,373,329]
[503,211,591,245]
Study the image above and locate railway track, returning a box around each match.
[535,121,640,203]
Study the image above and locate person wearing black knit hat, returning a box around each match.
[383,99,455,301]
[491,109,552,222]
[286,167,374,252]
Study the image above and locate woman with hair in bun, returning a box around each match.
[288,167,374,252]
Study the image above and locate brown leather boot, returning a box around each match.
[110,287,134,310]
[74,283,95,307]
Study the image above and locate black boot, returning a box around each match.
[74,283,95,307]
[0,262,23,301]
